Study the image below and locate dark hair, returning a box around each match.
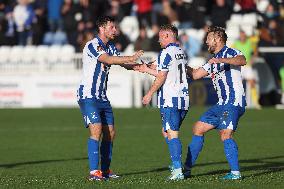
[160,24,178,39]
[96,16,115,32]
[207,26,227,43]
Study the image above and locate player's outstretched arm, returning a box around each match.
[133,63,158,77]
[208,55,247,66]
[142,71,167,105]
[98,50,144,65]
[186,66,208,80]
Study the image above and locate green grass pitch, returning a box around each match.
[0,107,283,189]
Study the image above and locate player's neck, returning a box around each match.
[214,44,225,54]
[98,33,109,45]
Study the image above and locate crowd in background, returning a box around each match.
[0,0,284,106]
[0,0,283,49]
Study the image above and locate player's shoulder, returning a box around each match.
[225,46,242,56]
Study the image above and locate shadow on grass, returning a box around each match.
[120,155,284,177]
[193,155,284,178]
[0,155,283,178]
[0,157,87,169]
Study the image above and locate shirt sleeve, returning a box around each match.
[202,62,213,74]
[158,50,172,71]
[87,41,107,58]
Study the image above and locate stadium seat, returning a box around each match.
[229,14,243,25]
[0,46,11,64]
[48,45,62,69]
[188,57,206,69]
[22,46,37,63]
[119,16,139,42]
[257,0,269,13]
[35,45,49,70]
[242,13,257,27]
[9,46,24,65]
[59,45,76,70]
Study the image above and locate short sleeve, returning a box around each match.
[87,41,107,58]
[158,51,172,71]
[202,62,213,74]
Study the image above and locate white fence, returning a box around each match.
[0,47,158,108]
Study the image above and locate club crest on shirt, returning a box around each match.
[223,111,229,119]
[97,45,103,52]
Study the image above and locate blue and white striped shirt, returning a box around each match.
[157,43,189,110]
[77,36,120,101]
[202,45,246,107]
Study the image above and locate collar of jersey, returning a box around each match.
[214,45,228,58]
[96,36,109,51]
[165,43,179,48]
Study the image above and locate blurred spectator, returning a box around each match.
[31,0,47,45]
[43,30,67,45]
[267,19,284,46]
[13,0,36,45]
[77,29,95,52]
[235,0,256,13]
[134,26,151,51]
[258,25,284,91]
[210,0,232,28]
[191,0,208,29]
[233,30,260,108]
[134,0,153,28]
[161,0,178,24]
[116,0,134,22]
[61,0,81,47]
[112,26,130,52]
[0,7,17,45]
[149,24,161,52]
[47,0,64,32]
[180,33,201,58]
[173,0,194,29]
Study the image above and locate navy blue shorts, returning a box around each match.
[78,98,114,128]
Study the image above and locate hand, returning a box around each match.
[133,63,148,73]
[131,50,144,62]
[142,93,152,105]
[208,57,221,64]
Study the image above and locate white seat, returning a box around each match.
[257,0,269,13]
[0,46,11,63]
[229,14,243,25]
[22,46,37,63]
[188,57,206,69]
[119,16,139,42]
[242,13,257,26]
[60,45,75,62]
[59,45,76,70]
[46,45,62,70]
[9,46,24,64]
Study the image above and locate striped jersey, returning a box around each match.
[202,45,246,107]
[157,43,189,110]
[77,36,120,101]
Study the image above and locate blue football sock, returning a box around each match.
[223,138,239,171]
[185,135,204,168]
[100,140,113,172]
[88,138,99,172]
[168,138,182,169]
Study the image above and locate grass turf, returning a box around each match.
[0,107,283,189]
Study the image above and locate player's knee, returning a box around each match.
[219,130,233,141]
[89,124,102,140]
[167,129,178,140]
[192,125,204,136]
